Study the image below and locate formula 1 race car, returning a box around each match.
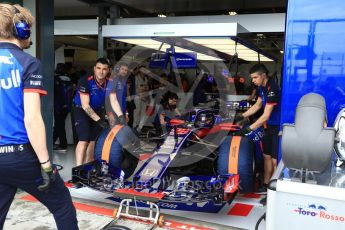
[71,106,260,215]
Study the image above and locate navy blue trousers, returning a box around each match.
[53,109,69,148]
[0,144,78,230]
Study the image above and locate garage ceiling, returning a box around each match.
[54,0,287,61]
[111,0,286,12]
[54,0,87,8]
[54,0,97,18]
[55,0,287,18]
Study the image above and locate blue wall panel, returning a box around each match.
[282,0,345,126]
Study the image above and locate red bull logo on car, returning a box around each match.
[293,204,345,222]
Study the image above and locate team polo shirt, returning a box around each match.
[0,42,47,145]
[257,79,281,125]
[73,75,113,111]
[111,76,127,113]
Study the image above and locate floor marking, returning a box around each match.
[227,203,254,216]
[242,193,262,199]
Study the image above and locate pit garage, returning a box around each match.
[4,0,345,230]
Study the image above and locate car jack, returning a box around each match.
[103,198,164,230]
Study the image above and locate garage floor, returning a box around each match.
[7,191,241,230]
[4,146,246,230]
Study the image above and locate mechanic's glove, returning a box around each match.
[233,114,244,123]
[37,166,56,192]
[164,116,171,123]
[233,126,252,136]
[118,115,127,125]
[97,119,108,129]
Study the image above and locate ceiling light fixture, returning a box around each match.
[186,37,274,62]
[228,11,237,16]
[114,37,275,62]
[114,38,222,61]
[158,14,167,18]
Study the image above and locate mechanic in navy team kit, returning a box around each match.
[73,58,126,166]
[234,63,281,189]
[0,3,78,229]
[107,62,129,126]
[53,63,73,152]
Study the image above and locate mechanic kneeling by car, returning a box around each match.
[154,91,181,134]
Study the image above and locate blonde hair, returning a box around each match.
[0,3,34,40]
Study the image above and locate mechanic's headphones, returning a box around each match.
[12,6,31,40]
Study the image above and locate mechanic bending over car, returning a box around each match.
[73,58,124,166]
[154,91,181,134]
[234,63,281,190]
[0,3,78,229]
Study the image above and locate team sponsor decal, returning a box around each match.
[158,202,179,209]
[116,81,124,90]
[267,91,275,97]
[288,202,345,222]
[79,86,87,93]
[0,146,15,153]
[30,74,42,79]
[29,80,42,86]
[142,168,159,177]
[0,145,24,153]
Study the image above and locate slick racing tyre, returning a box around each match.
[95,125,139,178]
[218,135,254,192]
[103,224,131,230]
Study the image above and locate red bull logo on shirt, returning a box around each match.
[0,55,14,65]
[0,69,21,89]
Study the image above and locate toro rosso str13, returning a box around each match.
[72,108,262,213]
